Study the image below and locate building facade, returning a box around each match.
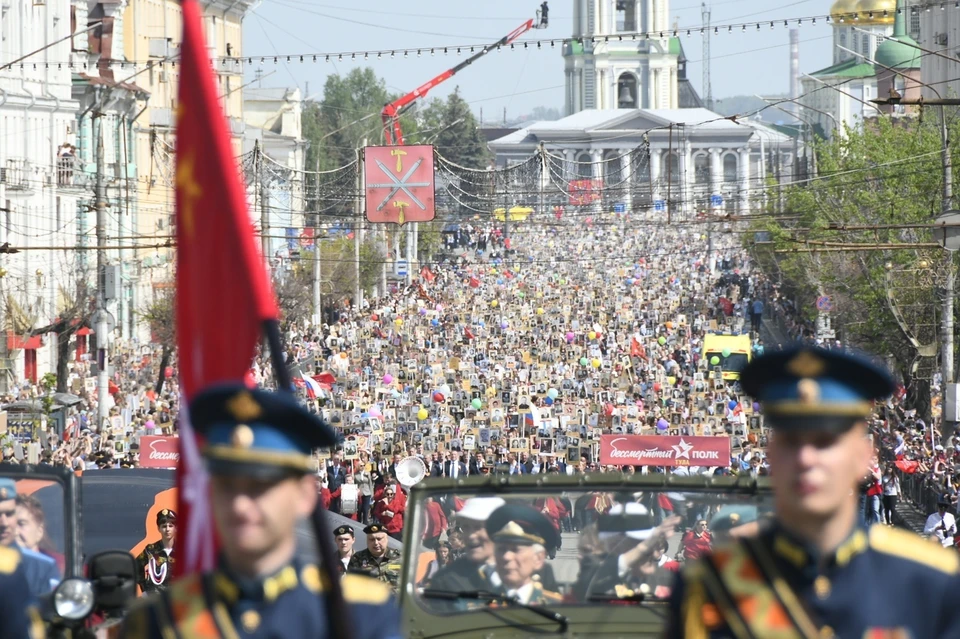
[123,0,253,340]
[242,86,307,273]
[0,0,87,385]
[488,108,796,218]
[918,3,960,100]
[800,0,921,138]
[563,0,702,114]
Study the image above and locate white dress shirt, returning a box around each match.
[924,511,957,547]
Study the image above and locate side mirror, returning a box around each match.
[87,550,138,615]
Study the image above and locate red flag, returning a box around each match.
[420,266,436,283]
[174,0,278,577]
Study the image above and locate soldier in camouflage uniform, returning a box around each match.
[135,509,177,594]
[348,523,402,593]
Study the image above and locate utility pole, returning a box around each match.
[940,105,955,444]
[666,123,673,225]
[312,152,321,330]
[95,117,109,430]
[256,142,270,268]
[355,142,364,307]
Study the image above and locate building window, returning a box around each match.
[839,30,847,48]
[723,154,738,183]
[617,73,638,108]
[694,154,710,185]
[616,0,637,32]
[576,152,592,178]
[909,8,920,40]
[662,152,680,185]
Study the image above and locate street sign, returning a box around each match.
[299,227,315,248]
[613,202,626,214]
[710,194,724,207]
[654,200,666,212]
[816,296,832,312]
[933,210,960,252]
[396,260,408,277]
[364,145,436,225]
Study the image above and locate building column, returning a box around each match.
[650,148,662,208]
[681,140,693,218]
[563,149,576,180]
[739,147,751,214]
[591,148,603,212]
[620,149,633,211]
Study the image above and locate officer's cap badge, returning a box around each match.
[227,391,262,422]
[786,351,826,378]
[231,424,255,449]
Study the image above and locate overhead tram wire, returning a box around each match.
[18,0,954,70]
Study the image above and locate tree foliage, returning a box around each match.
[275,238,384,327]
[138,284,175,395]
[752,113,960,419]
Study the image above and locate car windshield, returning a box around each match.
[706,352,749,373]
[408,485,772,612]
[0,472,66,597]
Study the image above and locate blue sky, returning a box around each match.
[242,0,834,120]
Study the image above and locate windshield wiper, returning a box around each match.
[422,589,569,632]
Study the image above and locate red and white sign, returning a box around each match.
[139,436,180,468]
[364,145,435,225]
[599,435,731,467]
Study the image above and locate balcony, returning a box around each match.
[3,159,32,191]
[56,156,90,190]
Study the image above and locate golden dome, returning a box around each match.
[854,0,896,24]
[830,0,859,21]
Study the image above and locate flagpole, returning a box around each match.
[262,318,352,639]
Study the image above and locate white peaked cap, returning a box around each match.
[456,497,507,522]
[599,502,655,541]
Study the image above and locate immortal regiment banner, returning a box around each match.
[138,436,180,469]
[599,435,731,467]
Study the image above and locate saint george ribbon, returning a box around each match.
[173,0,279,577]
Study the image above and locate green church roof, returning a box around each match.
[811,57,876,79]
[873,0,920,69]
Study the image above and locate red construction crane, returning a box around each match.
[381,5,548,146]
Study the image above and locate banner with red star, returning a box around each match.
[174,0,278,577]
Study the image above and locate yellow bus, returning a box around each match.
[702,333,753,381]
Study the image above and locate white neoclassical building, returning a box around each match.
[563,0,703,114]
[488,108,796,217]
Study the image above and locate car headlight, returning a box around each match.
[53,578,95,620]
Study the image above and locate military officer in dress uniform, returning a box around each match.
[485,504,562,606]
[135,508,177,594]
[121,383,402,639]
[0,543,42,639]
[665,346,960,639]
[347,523,402,593]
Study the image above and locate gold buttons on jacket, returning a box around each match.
[241,610,261,633]
[813,576,831,600]
[820,625,835,638]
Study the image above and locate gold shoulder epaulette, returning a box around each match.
[0,545,21,575]
[869,525,960,575]
[341,574,392,605]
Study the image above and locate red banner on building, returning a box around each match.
[139,436,180,469]
[568,178,603,206]
[599,435,731,467]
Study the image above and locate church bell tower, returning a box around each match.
[563,0,680,114]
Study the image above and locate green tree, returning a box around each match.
[138,285,175,395]
[434,87,491,169]
[752,114,960,419]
